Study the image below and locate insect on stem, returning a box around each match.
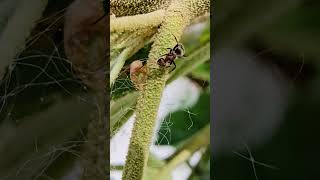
[156,32,185,72]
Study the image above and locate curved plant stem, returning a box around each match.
[122,0,209,179]
[111,10,165,33]
[122,69,166,180]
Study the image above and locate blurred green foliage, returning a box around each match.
[213,1,320,180]
[157,92,210,145]
[0,0,96,179]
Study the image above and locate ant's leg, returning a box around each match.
[170,61,176,72]
[167,48,173,54]
[157,58,165,66]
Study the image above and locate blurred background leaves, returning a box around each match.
[213,0,320,180]
[0,0,100,179]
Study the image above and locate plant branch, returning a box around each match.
[188,146,210,179]
[122,0,209,179]
[111,10,165,33]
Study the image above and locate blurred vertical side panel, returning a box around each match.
[0,0,110,179]
[213,0,320,180]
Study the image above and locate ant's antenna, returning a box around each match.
[168,31,179,44]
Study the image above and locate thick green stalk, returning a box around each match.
[122,70,166,180]
[122,0,209,180]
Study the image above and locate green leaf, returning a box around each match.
[190,62,210,81]
[157,92,210,145]
[144,154,172,180]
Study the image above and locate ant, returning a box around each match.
[157,34,185,72]
[127,35,184,89]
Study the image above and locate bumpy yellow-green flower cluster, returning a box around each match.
[111,0,170,17]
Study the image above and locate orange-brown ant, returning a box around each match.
[157,34,185,72]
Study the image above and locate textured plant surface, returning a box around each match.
[111,0,211,179]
